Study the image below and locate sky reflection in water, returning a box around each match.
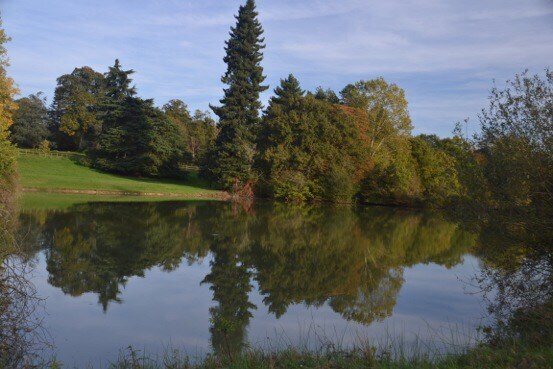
[18,198,484,367]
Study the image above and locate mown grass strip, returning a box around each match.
[17,154,223,197]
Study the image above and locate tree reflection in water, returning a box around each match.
[17,201,479,355]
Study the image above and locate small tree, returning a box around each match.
[478,69,553,209]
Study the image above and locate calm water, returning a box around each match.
[16,197,485,367]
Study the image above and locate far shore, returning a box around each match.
[20,187,229,199]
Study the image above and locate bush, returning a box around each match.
[322,163,357,203]
[359,161,420,205]
[271,171,312,201]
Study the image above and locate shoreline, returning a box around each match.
[20,187,230,199]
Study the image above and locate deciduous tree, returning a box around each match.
[51,67,105,151]
[0,16,19,197]
[478,69,553,210]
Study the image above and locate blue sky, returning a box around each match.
[1,0,552,136]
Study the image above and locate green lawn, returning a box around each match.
[17,154,221,196]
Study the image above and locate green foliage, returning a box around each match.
[0,15,18,198]
[149,107,189,177]
[257,88,360,201]
[410,136,462,206]
[270,74,304,106]
[10,3,549,211]
[340,78,412,160]
[270,170,312,201]
[340,78,423,205]
[422,132,487,203]
[91,97,186,177]
[358,159,420,205]
[204,0,269,190]
[104,59,137,101]
[311,86,340,104]
[164,100,217,164]
[50,66,105,151]
[10,93,50,148]
[477,69,553,210]
[322,163,357,203]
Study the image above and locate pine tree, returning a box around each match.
[93,59,137,149]
[268,74,304,107]
[258,74,305,157]
[204,0,268,190]
[105,59,136,101]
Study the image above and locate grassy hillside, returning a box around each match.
[17,153,221,196]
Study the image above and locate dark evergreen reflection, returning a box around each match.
[18,201,477,353]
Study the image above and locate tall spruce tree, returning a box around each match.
[204,0,268,191]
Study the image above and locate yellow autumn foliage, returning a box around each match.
[0,16,19,196]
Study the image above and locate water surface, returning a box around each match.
[16,196,485,366]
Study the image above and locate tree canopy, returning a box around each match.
[50,66,105,151]
[3,1,550,210]
[91,97,186,177]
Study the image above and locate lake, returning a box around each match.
[14,195,486,367]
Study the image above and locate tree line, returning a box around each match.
[0,1,551,208]
[10,60,217,178]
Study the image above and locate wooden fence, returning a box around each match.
[18,149,83,158]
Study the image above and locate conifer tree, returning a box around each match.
[204,0,268,190]
[94,59,137,147]
[268,74,304,107]
[105,59,136,101]
[258,74,305,155]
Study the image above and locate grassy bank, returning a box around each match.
[18,192,217,210]
[44,306,553,369]
[150,347,550,369]
[17,153,224,197]
[42,343,551,369]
